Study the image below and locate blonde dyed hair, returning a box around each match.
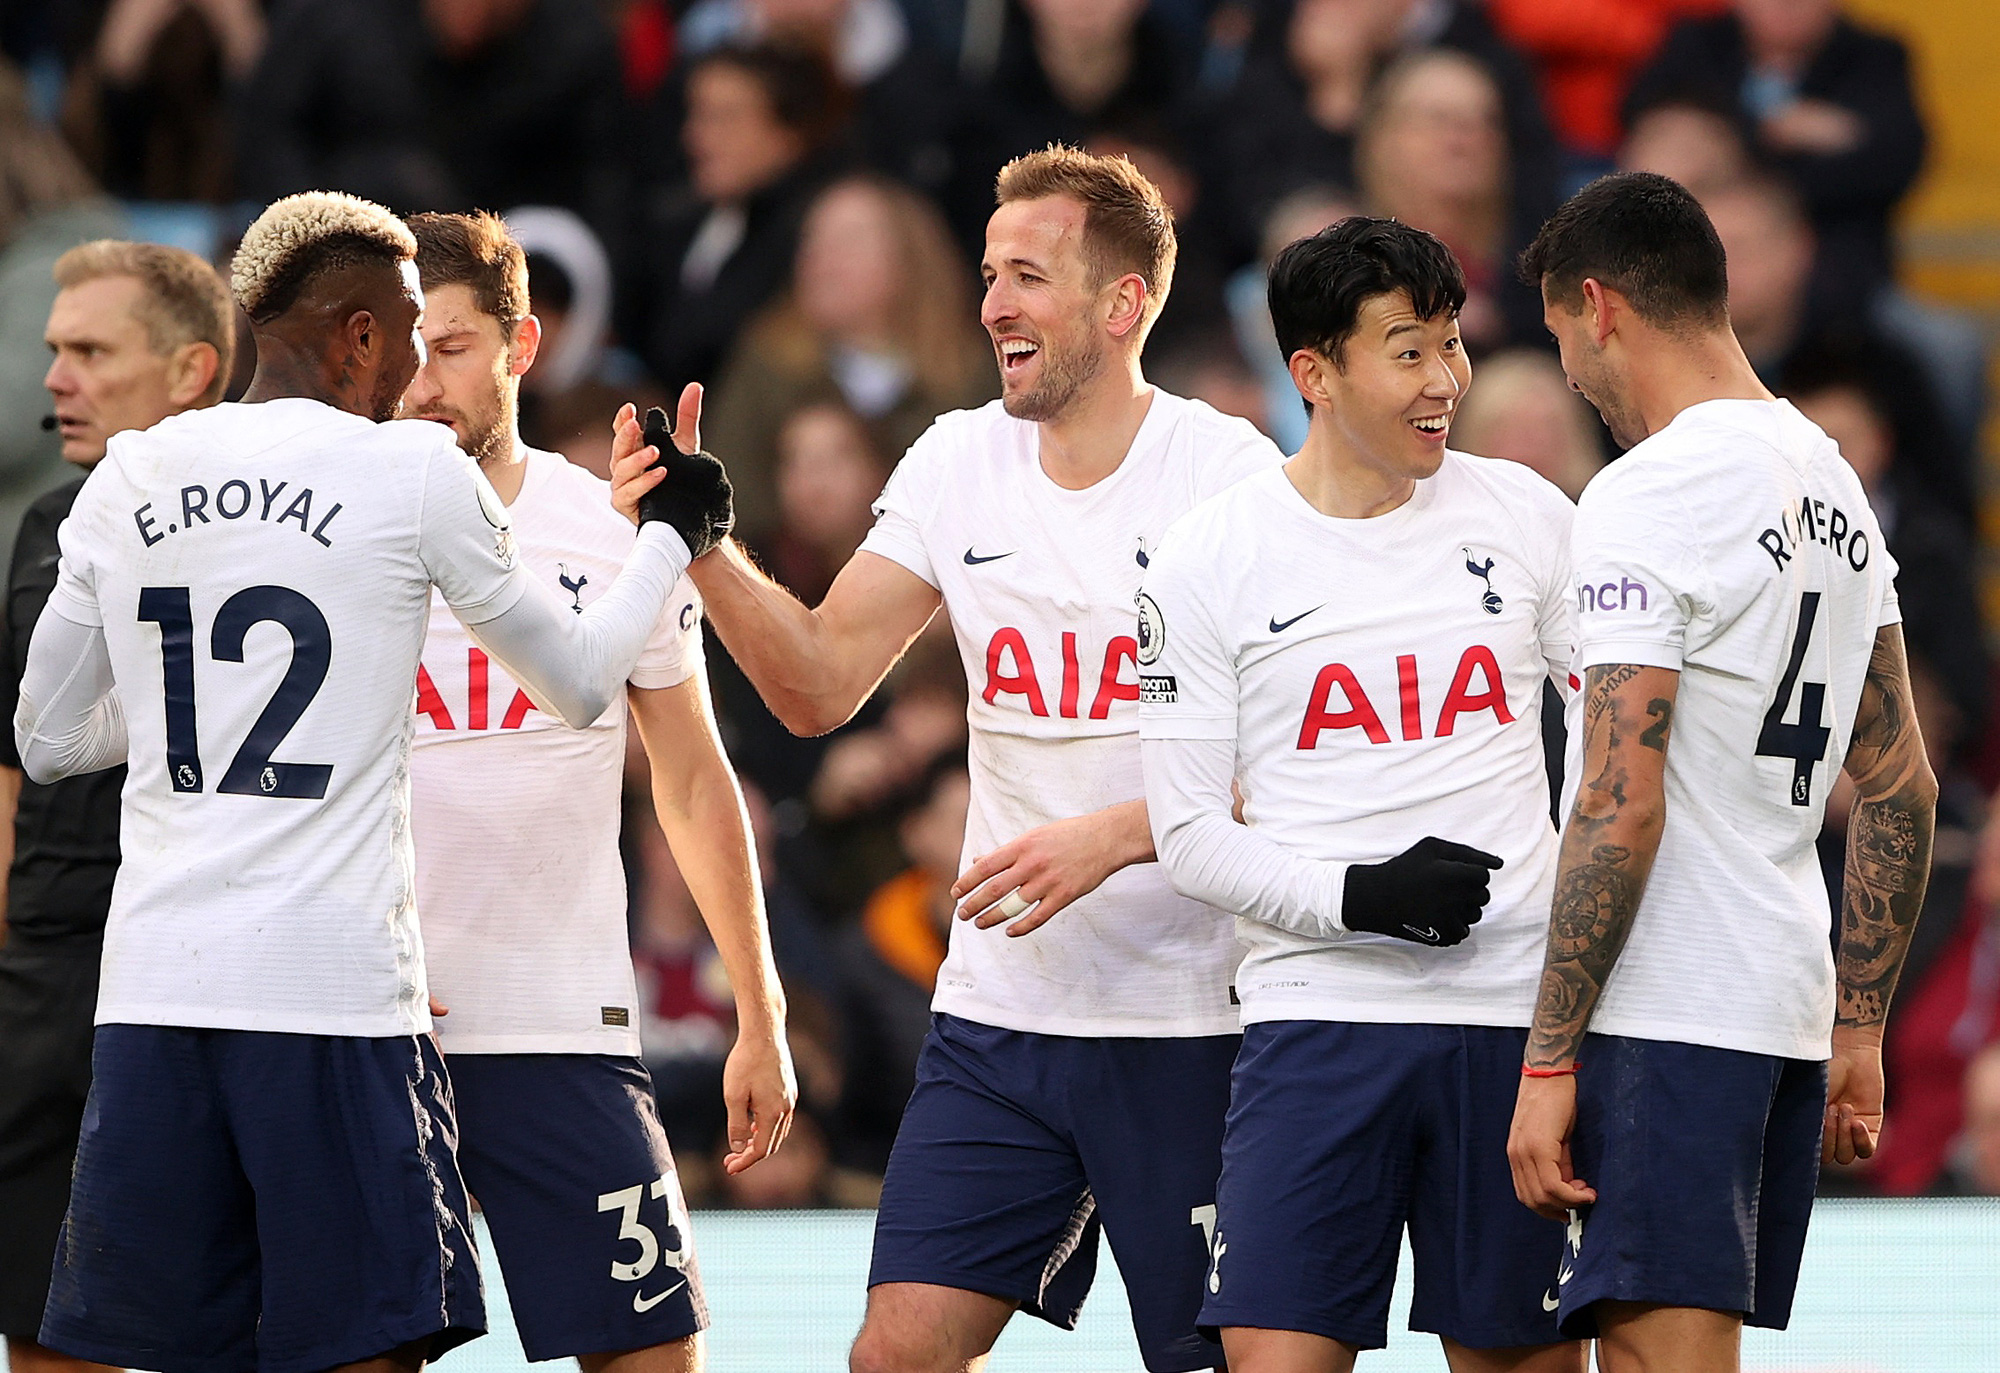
[231,191,416,323]
[995,144,1176,330]
[55,240,237,405]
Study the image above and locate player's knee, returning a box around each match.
[847,1322,953,1373]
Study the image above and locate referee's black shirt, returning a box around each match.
[0,479,123,955]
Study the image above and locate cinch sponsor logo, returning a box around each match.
[1578,577,1649,613]
[1296,646,1515,748]
[983,628,1139,719]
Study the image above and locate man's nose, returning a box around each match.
[44,354,76,397]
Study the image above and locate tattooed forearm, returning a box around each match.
[1525,663,1676,1067]
[1835,627,1936,1032]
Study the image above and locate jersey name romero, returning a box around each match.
[52,399,533,1036]
[1141,455,1575,1026]
[1569,398,1899,1061]
[860,393,1284,1036]
[412,447,701,1056]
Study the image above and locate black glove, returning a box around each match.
[1342,836,1503,947]
[636,406,734,558]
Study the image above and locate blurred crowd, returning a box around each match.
[0,0,1995,1206]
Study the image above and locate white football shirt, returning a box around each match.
[859,391,1284,1036]
[412,447,702,1056]
[1568,398,1899,1061]
[52,399,536,1036]
[1140,454,1575,1026]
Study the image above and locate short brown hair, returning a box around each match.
[995,144,1176,329]
[406,211,530,326]
[55,239,237,405]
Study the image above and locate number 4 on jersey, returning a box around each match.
[1757,591,1832,807]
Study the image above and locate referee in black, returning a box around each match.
[1,240,233,1373]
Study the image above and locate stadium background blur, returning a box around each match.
[0,0,1997,1213]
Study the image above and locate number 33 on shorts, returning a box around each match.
[597,1175,695,1312]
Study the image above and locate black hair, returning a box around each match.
[1266,216,1466,367]
[1517,171,1728,328]
[247,232,410,326]
[690,41,845,147]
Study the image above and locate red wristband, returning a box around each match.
[1521,1063,1579,1078]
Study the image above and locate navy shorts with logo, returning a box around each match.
[869,1013,1238,1373]
[1199,1021,1569,1352]
[1556,1032,1825,1337]
[42,1025,484,1373]
[448,1053,706,1361]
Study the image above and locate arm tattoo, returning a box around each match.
[1835,628,1936,1030]
[1525,663,1673,1067]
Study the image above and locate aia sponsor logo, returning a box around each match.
[983,628,1140,719]
[416,647,539,731]
[1297,646,1515,747]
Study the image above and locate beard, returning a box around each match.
[411,390,514,465]
[1002,333,1104,423]
[1566,352,1644,451]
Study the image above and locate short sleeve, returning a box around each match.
[418,438,531,625]
[857,424,947,589]
[630,573,704,690]
[1875,543,1902,630]
[1195,416,1285,502]
[1136,519,1238,742]
[47,481,105,629]
[1570,475,1697,673]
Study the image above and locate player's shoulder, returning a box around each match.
[1441,447,1574,517]
[1158,464,1285,561]
[1152,390,1285,479]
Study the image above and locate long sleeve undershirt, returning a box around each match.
[1142,735,1352,941]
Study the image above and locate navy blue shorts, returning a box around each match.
[1199,1021,1569,1352]
[42,1025,484,1373]
[448,1054,706,1361]
[869,1014,1237,1373]
[1557,1033,1825,1337]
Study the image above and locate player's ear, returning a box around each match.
[1104,272,1148,340]
[346,308,376,362]
[1287,347,1335,411]
[1581,279,1616,347]
[165,340,220,408]
[510,314,542,379]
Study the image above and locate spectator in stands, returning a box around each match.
[1780,336,1988,745]
[60,0,263,201]
[949,0,1194,245]
[675,0,959,202]
[1935,1043,2000,1196]
[759,403,888,607]
[1150,336,1271,438]
[704,173,991,541]
[241,0,621,221]
[831,762,969,1180]
[1354,48,1543,349]
[1448,348,1605,500]
[1625,0,1927,319]
[1485,0,1724,161]
[507,205,667,477]
[1200,0,1559,263]
[1618,94,1755,194]
[623,41,844,399]
[1703,175,1977,523]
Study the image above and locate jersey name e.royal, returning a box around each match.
[51,399,531,1037]
[411,447,700,1056]
[1140,455,1575,1027]
[1568,398,1900,1061]
[859,392,1284,1036]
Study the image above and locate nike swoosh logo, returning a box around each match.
[1542,1290,1561,1312]
[1268,606,1322,634]
[1402,924,1442,943]
[963,548,1014,565]
[1557,1263,1575,1286]
[633,1278,687,1312]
